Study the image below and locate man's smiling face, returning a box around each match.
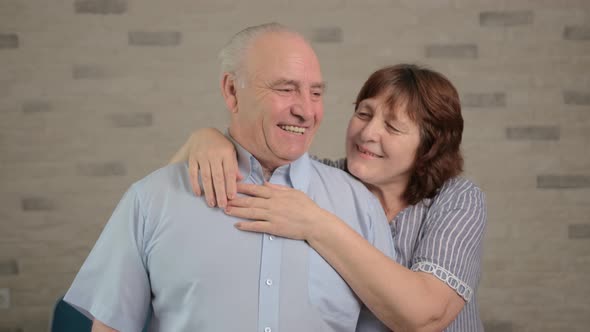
[229,31,325,171]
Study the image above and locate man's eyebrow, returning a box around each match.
[269,78,299,87]
[269,79,326,91]
[311,82,327,91]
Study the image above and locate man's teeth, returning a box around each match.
[279,125,306,135]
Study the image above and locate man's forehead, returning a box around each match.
[245,32,322,76]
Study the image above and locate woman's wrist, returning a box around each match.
[306,209,346,246]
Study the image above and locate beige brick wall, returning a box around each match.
[1,1,589,331]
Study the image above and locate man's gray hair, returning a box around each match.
[218,23,296,80]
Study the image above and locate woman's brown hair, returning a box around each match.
[354,64,464,205]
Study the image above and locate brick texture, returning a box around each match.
[0,260,18,276]
[22,101,52,113]
[537,175,590,189]
[0,289,10,310]
[506,126,560,140]
[425,44,478,59]
[76,162,127,176]
[480,11,533,27]
[109,112,153,128]
[311,27,343,43]
[462,93,506,108]
[72,64,109,79]
[568,224,590,239]
[128,31,182,46]
[563,90,590,105]
[74,0,128,14]
[21,197,55,211]
[0,34,18,49]
[484,320,513,332]
[563,25,590,40]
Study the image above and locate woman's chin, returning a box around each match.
[348,163,371,182]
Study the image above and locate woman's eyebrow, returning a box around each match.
[359,100,375,111]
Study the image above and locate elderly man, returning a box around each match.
[64,23,395,332]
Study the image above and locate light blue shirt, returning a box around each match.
[64,140,396,332]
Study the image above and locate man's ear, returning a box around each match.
[221,73,239,113]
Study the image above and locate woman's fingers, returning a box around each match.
[236,171,245,181]
[263,182,290,191]
[234,221,273,234]
[236,183,273,198]
[199,161,217,207]
[234,220,305,240]
[226,195,269,209]
[209,158,227,208]
[189,158,202,197]
[225,206,268,221]
[223,157,240,200]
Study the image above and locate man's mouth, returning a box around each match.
[356,144,383,158]
[279,125,306,135]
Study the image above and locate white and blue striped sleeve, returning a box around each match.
[411,183,487,302]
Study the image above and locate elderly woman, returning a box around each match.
[171,64,486,331]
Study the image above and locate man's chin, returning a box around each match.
[271,145,308,161]
[279,153,305,163]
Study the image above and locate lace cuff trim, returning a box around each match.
[411,261,473,302]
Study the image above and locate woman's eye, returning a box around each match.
[355,111,370,119]
[386,123,401,133]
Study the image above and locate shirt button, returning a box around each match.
[265,279,273,286]
[269,235,274,240]
[264,328,271,332]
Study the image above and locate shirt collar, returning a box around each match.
[226,130,311,194]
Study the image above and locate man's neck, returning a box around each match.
[226,128,290,181]
[262,167,273,181]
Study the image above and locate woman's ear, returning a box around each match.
[221,73,239,113]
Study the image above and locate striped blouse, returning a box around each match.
[317,158,487,331]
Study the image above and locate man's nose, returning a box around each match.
[291,92,314,121]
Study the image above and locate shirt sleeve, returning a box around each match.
[410,185,486,302]
[355,304,391,332]
[355,194,396,331]
[64,184,151,332]
[365,194,397,262]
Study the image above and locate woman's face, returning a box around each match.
[346,93,421,190]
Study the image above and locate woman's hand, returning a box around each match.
[226,182,329,241]
[186,128,243,208]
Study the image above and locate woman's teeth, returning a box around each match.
[358,145,381,158]
[279,125,306,135]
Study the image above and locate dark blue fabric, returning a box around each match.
[50,297,92,332]
[50,296,150,332]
